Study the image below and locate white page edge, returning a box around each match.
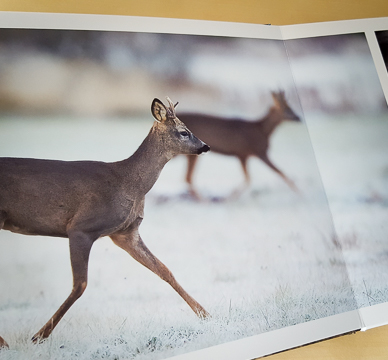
[169,310,361,360]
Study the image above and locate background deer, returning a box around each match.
[0,97,210,348]
[178,91,300,198]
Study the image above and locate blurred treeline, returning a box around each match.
[0,29,386,117]
[0,29,212,116]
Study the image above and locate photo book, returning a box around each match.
[0,11,387,360]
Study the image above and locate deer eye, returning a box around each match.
[179,130,189,138]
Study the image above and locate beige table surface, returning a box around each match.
[1,1,388,359]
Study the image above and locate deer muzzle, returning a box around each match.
[197,144,210,154]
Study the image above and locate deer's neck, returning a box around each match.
[257,107,283,136]
[116,126,172,197]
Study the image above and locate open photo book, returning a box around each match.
[0,11,387,360]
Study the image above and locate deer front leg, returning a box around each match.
[185,155,202,200]
[111,231,209,318]
[32,230,94,343]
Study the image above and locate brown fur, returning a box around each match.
[0,337,8,349]
[179,91,300,198]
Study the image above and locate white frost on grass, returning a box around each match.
[0,283,356,360]
[303,114,388,308]
[0,113,386,359]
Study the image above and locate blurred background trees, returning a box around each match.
[0,29,385,117]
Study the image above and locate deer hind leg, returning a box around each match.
[31,230,94,343]
[185,155,202,200]
[111,231,209,318]
[0,336,9,349]
[259,153,298,192]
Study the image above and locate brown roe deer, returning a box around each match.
[179,91,300,198]
[0,97,210,348]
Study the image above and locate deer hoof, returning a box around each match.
[187,189,203,202]
[31,331,50,345]
[196,307,211,319]
[31,335,46,345]
[0,336,9,349]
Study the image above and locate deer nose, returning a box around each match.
[197,144,210,154]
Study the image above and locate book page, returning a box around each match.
[283,18,388,330]
[0,12,361,359]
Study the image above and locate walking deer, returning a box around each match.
[179,91,300,198]
[0,97,210,348]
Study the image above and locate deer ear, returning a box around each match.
[151,98,167,123]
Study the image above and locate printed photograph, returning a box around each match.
[0,28,365,359]
[286,32,388,310]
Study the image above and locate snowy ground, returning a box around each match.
[302,113,388,308]
[0,113,386,359]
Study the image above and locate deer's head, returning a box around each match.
[271,91,300,122]
[151,97,210,157]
